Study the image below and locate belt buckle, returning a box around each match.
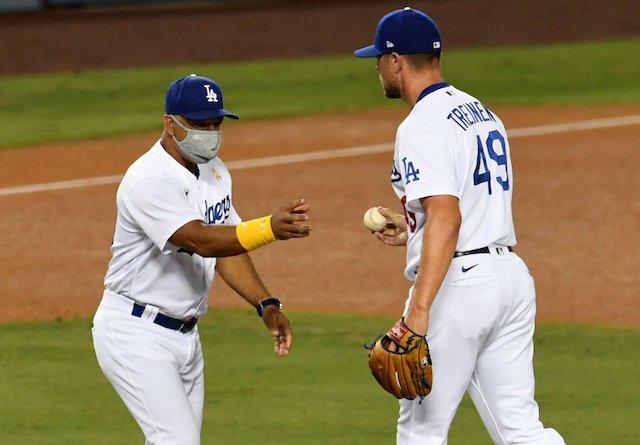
[492,245,510,256]
[179,317,197,333]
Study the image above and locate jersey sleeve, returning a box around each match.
[397,132,459,212]
[215,159,242,226]
[126,176,202,254]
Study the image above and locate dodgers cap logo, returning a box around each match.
[165,74,239,121]
[354,7,442,58]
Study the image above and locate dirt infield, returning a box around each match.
[1,104,639,326]
[1,0,639,75]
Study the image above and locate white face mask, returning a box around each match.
[170,115,222,164]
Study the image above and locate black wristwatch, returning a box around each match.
[255,297,283,317]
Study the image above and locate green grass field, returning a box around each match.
[0,39,639,147]
[0,310,638,444]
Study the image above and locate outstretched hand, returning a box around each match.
[271,198,312,240]
[262,306,292,357]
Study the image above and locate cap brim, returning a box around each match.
[354,45,384,58]
[182,108,239,121]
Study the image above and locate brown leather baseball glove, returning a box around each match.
[365,319,433,400]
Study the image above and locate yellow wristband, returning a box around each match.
[236,216,276,251]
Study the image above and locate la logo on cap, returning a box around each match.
[204,85,218,103]
[386,40,395,48]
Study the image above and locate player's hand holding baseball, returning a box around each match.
[262,305,293,357]
[271,198,312,239]
[363,206,407,246]
[376,207,408,246]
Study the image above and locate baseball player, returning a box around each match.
[91,74,311,444]
[355,8,566,444]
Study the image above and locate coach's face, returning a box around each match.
[376,53,401,99]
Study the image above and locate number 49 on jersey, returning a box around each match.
[473,130,509,195]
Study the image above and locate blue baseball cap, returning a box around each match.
[354,7,442,58]
[165,74,239,121]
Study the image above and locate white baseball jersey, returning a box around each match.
[392,84,565,445]
[103,140,241,318]
[391,83,516,280]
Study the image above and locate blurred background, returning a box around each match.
[0,1,639,444]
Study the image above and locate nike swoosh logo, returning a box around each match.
[461,264,479,273]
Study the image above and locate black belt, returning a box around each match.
[132,303,197,333]
[454,246,513,258]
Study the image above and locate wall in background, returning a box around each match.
[0,0,265,13]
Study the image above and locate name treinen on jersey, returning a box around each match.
[446,101,496,131]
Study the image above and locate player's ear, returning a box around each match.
[391,52,402,74]
[163,115,175,135]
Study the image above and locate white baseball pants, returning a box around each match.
[398,247,566,445]
[92,291,204,445]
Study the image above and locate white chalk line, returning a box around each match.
[1,114,640,197]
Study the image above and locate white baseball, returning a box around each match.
[363,207,388,232]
